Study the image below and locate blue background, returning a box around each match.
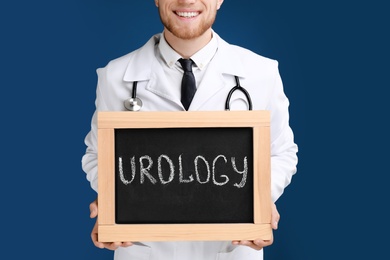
[1,0,389,259]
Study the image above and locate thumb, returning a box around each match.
[271,203,280,230]
[89,199,98,219]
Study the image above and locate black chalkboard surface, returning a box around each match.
[115,127,253,224]
[97,111,271,242]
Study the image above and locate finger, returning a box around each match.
[92,236,130,251]
[272,217,279,230]
[90,200,98,218]
[232,236,274,251]
[238,240,264,251]
[271,203,280,230]
[254,238,273,248]
[91,229,105,249]
[94,241,105,249]
[105,242,122,251]
[121,241,134,247]
[95,241,133,251]
[108,242,134,250]
[91,219,105,249]
[232,239,267,249]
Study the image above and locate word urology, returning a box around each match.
[118,154,248,188]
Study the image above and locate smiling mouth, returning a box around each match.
[175,11,200,18]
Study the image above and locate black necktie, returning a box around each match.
[178,58,196,110]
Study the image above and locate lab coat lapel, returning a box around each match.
[188,63,225,111]
[123,35,158,82]
[189,35,246,111]
[145,62,182,106]
[123,34,182,107]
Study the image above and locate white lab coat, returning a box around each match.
[82,32,298,260]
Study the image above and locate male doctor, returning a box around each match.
[82,0,298,259]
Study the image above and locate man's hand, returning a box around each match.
[232,203,280,250]
[89,198,133,250]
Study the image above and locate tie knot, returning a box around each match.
[179,58,194,72]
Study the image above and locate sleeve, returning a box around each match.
[267,64,298,202]
[81,67,110,192]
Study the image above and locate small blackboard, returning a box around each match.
[115,127,253,224]
[98,111,271,242]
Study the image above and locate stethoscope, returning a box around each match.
[123,81,143,111]
[225,76,253,111]
[124,76,252,111]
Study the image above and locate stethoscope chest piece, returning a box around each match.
[124,81,142,111]
[124,97,142,111]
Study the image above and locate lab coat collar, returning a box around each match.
[123,32,246,81]
[214,33,247,79]
[123,34,160,82]
[122,32,247,109]
[158,31,218,71]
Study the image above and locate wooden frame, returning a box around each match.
[97,110,271,242]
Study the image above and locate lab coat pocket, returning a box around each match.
[216,246,263,260]
[114,243,152,260]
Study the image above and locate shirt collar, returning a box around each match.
[158,31,218,70]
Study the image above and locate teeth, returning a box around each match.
[176,11,199,18]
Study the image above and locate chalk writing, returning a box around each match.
[118,154,248,188]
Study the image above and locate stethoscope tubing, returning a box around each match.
[124,76,252,111]
[225,76,253,111]
[132,81,138,99]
